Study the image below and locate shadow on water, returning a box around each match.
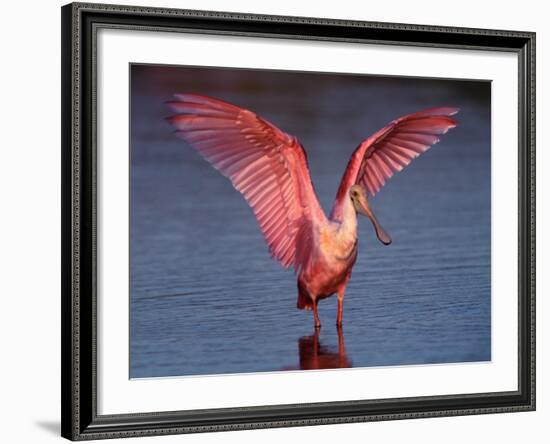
[284,327,352,371]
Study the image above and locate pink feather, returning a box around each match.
[331,107,459,220]
[166,94,326,271]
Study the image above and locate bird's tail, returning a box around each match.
[296,283,313,310]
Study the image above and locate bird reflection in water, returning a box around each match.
[285,327,352,371]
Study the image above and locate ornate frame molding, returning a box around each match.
[61,2,535,440]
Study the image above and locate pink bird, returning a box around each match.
[166,94,458,328]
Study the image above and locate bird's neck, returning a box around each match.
[336,196,358,239]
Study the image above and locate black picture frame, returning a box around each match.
[61,2,536,440]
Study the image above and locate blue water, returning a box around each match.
[130,65,491,378]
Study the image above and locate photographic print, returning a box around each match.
[130,64,491,379]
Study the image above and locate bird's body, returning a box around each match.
[166,94,458,328]
[296,200,358,321]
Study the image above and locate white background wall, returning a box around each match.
[0,0,545,443]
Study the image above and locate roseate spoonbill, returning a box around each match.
[166,94,458,328]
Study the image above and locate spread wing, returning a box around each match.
[331,107,459,220]
[166,94,326,270]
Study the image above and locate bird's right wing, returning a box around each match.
[166,94,326,271]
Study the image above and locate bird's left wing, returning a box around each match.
[331,107,459,220]
[166,94,326,270]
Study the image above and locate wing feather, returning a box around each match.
[166,94,326,271]
[331,107,458,220]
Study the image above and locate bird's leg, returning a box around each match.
[336,287,346,327]
[312,299,321,329]
[336,324,347,366]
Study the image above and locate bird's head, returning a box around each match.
[349,184,392,246]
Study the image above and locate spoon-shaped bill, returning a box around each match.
[353,195,392,245]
